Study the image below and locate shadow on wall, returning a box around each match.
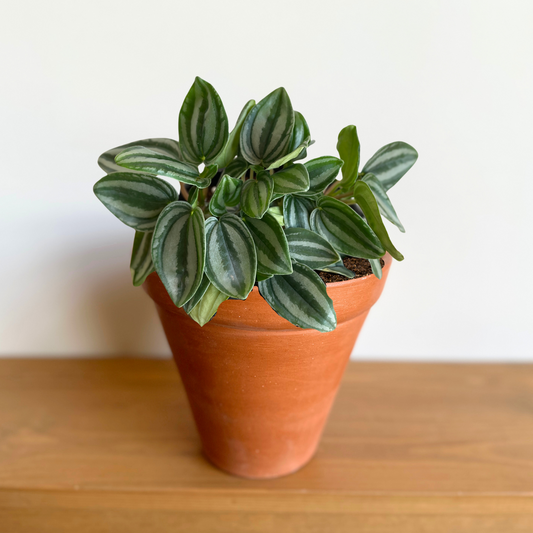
[70,239,171,357]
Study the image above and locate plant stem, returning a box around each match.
[198,187,205,207]
[335,191,353,199]
[325,182,342,196]
[180,183,189,201]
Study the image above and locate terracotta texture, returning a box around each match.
[143,254,392,479]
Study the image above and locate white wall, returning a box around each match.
[1,0,532,360]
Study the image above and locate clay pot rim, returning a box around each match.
[145,252,392,331]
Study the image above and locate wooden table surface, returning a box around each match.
[1,358,533,532]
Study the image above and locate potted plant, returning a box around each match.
[94,77,418,479]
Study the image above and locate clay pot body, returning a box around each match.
[143,254,392,479]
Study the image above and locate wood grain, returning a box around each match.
[1,358,533,532]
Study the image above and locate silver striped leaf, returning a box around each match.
[188,282,229,327]
[212,100,255,169]
[362,141,418,191]
[178,77,229,165]
[204,216,218,242]
[283,194,315,230]
[151,201,206,307]
[93,172,178,231]
[98,138,182,175]
[225,158,249,179]
[240,171,274,219]
[284,227,340,269]
[258,262,337,332]
[130,231,155,286]
[287,111,311,162]
[362,173,405,232]
[299,156,344,196]
[183,273,211,314]
[205,214,257,299]
[266,136,311,170]
[242,211,292,276]
[240,87,295,167]
[272,164,310,195]
[319,259,356,279]
[209,175,242,217]
[369,258,383,279]
[310,196,384,259]
[115,146,211,188]
[257,272,273,282]
[336,125,360,191]
[352,181,403,261]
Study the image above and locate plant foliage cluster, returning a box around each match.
[94,77,417,331]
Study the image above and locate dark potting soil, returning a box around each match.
[318,257,385,283]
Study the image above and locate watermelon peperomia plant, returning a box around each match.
[94,77,417,332]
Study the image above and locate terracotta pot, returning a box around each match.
[143,254,392,479]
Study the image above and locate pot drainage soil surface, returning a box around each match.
[318,257,385,283]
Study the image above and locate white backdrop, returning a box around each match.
[1,0,532,360]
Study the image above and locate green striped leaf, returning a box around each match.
[240,87,294,167]
[288,111,311,162]
[250,164,264,175]
[257,272,273,282]
[267,109,312,169]
[98,138,182,175]
[188,282,229,326]
[272,164,309,195]
[336,125,360,190]
[212,100,255,169]
[267,206,284,226]
[296,191,322,201]
[362,141,418,191]
[183,273,211,314]
[205,214,257,299]
[243,211,292,276]
[114,146,211,188]
[362,173,405,232]
[283,195,315,230]
[225,158,249,179]
[266,136,311,170]
[320,259,356,279]
[352,181,403,261]
[310,196,384,259]
[93,172,178,231]
[258,262,337,332]
[151,201,205,307]
[240,171,273,219]
[187,186,199,207]
[299,156,343,196]
[199,163,218,181]
[369,258,383,279]
[178,77,229,165]
[130,231,154,286]
[209,175,242,216]
[284,227,340,269]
